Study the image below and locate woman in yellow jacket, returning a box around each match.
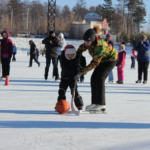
[74,27,118,113]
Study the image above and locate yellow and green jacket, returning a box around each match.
[76,36,118,74]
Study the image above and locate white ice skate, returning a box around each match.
[90,105,106,114]
[85,104,96,111]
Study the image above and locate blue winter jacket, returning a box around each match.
[13,46,17,53]
[136,40,150,62]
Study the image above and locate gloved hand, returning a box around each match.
[74,72,82,80]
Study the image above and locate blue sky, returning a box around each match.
[40,0,150,30]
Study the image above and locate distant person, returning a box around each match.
[12,43,17,62]
[36,48,39,60]
[0,30,13,79]
[131,48,137,69]
[133,35,150,84]
[52,33,66,78]
[105,33,115,84]
[28,40,40,67]
[42,31,62,81]
[0,40,2,77]
[116,43,126,84]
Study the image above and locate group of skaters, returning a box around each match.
[0,28,150,113]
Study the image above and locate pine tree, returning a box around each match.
[101,0,114,29]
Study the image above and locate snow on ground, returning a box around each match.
[0,40,150,150]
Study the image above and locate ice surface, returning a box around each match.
[0,39,150,150]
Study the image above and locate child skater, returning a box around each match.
[56,45,84,112]
[116,43,126,84]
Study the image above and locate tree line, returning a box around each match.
[0,0,147,41]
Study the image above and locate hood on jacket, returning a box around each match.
[1,30,9,39]
[49,31,55,38]
[58,33,64,39]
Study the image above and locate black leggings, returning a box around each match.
[91,61,117,105]
[1,57,11,77]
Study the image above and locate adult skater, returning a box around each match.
[52,33,66,78]
[133,35,150,84]
[105,33,115,84]
[75,27,118,112]
[0,30,13,79]
[28,40,40,67]
[42,31,62,81]
[12,43,17,62]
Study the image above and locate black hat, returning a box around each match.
[49,31,54,35]
[83,29,96,42]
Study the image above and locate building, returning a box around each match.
[69,13,111,40]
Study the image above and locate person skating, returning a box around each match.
[75,27,118,113]
[12,43,17,62]
[133,35,150,84]
[57,45,83,112]
[52,33,66,78]
[28,40,40,67]
[0,30,13,79]
[0,39,2,77]
[42,31,62,81]
[131,49,137,69]
[116,44,126,84]
[105,33,115,84]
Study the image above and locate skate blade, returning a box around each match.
[90,110,107,114]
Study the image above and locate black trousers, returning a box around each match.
[138,62,149,81]
[29,54,40,66]
[53,55,61,77]
[58,75,83,110]
[1,57,11,77]
[91,61,117,105]
[131,56,135,68]
[12,53,16,61]
[45,57,59,78]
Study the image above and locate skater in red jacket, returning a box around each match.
[116,43,126,84]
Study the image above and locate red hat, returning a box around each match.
[64,45,76,60]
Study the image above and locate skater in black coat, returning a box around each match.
[42,31,62,81]
[57,45,84,111]
[28,40,40,67]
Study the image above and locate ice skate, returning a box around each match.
[108,80,113,84]
[85,104,96,111]
[90,105,106,114]
[143,80,147,84]
[136,80,141,83]
[55,77,61,81]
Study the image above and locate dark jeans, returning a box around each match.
[131,56,135,68]
[29,54,40,66]
[138,62,149,81]
[91,61,117,105]
[45,57,59,78]
[1,57,11,77]
[58,75,83,110]
[12,53,16,61]
[53,56,61,77]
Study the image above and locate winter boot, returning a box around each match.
[143,80,147,84]
[90,105,106,112]
[116,80,123,84]
[85,104,96,111]
[136,80,141,83]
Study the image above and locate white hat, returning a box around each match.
[64,45,76,60]
[58,33,64,39]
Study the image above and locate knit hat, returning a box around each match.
[49,31,54,36]
[106,33,112,38]
[141,35,147,40]
[58,33,64,39]
[64,45,76,60]
[83,29,96,42]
